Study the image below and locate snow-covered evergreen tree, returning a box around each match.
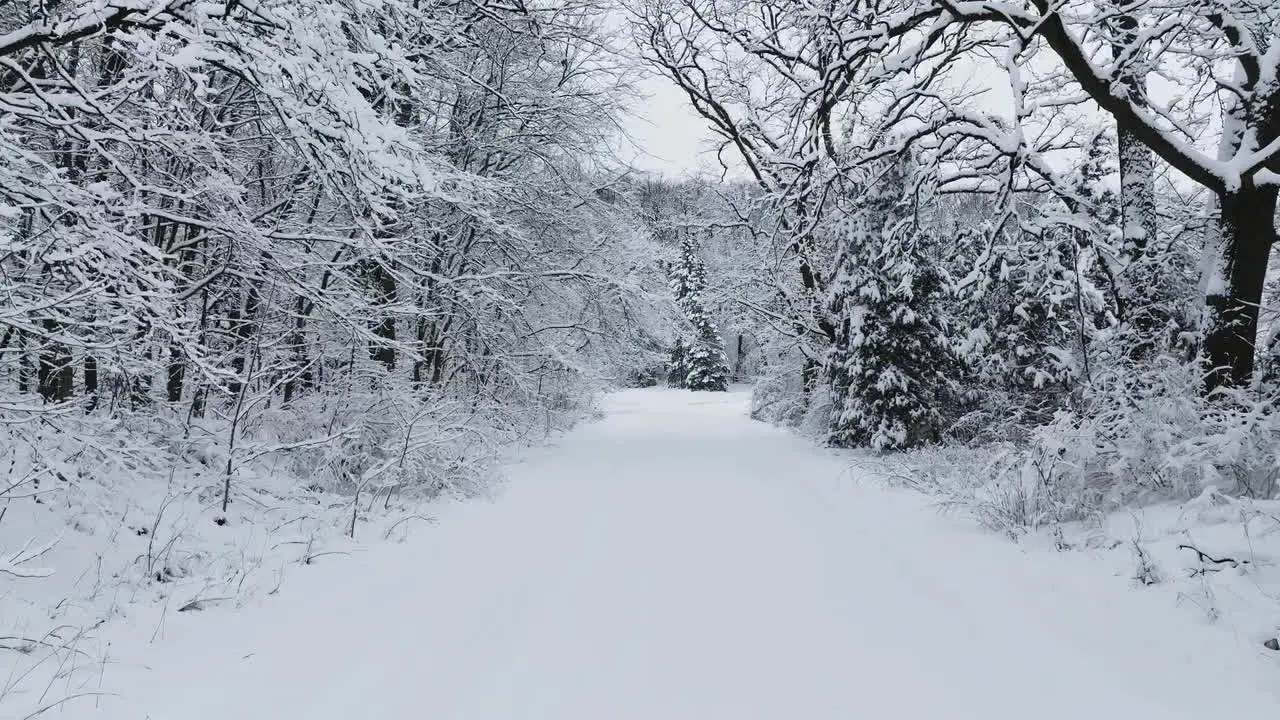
[669,232,730,392]
[826,160,962,451]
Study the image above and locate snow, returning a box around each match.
[1021,488,1280,647]
[6,389,1280,718]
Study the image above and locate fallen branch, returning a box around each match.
[1177,544,1249,573]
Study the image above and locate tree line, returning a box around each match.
[635,0,1280,505]
[0,0,675,503]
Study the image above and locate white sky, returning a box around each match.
[612,13,1219,194]
[621,72,728,179]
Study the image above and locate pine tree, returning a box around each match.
[949,131,1112,421]
[827,160,962,450]
[669,232,730,391]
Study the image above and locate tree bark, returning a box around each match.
[1117,131,1157,262]
[735,333,745,378]
[1111,0,1156,262]
[369,263,398,371]
[1204,185,1278,391]
[37,318,74,403]
[226,288,257,399]
[167,343,185,402]
[1110,0,1169,361]
[17,331,32,394]
[83,353,97,409]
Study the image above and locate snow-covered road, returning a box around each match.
[82,390,1278,718]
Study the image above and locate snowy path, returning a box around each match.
[85,390,1277,718]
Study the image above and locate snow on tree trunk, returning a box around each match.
[1110,0,1172,361]
[1202,59,1279,392]
[1203,186,1279,391]
[1117,133,1157,264]
[1111,0,1158,263]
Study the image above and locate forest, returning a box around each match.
[0,0,681,516]
[1,0,1280,714]
[630,0,1280,519]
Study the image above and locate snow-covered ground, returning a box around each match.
[1021,490,1280,651]
[5,389,1279,718]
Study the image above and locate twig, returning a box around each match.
[178,596,233,612]
[383,514,436,540]
[1,536,58,578]
[21,692,114,719]
[304,551,350,565]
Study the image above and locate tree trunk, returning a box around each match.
[412,314,428,386]
[1112,0,1168,359]
[801,355,820,396]
[1203,185,1278,391]
[369,263,397,371]
[130,345,152,409]
[285,295,314,403]
[17,331,32,394]
[83,353,97,409]
[227,285,261,398]
[37,319,74,403]
[1117,125,1166,359]
[1113,0,1157,265]
[167,343,185,402]
[1117,130,1157,263]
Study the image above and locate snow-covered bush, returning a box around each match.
[918,355,1280,531]
[749,339,814,426]
[1038,359,1278,506]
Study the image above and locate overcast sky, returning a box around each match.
[621,72,729,179]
